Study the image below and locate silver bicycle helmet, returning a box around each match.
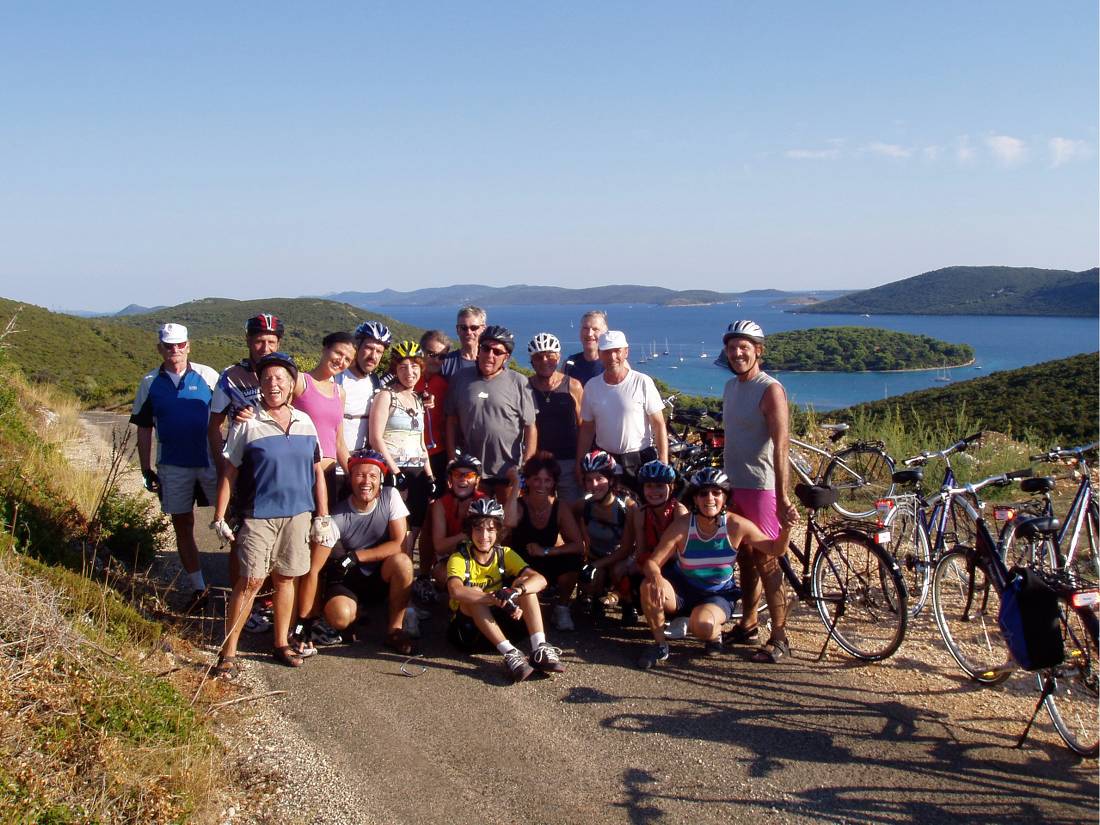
[466,497,505,522]
[723,320,765,345]
[688,467,730,491]
[528,332,561,355]
[354,320,392,344]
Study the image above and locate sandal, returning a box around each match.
[384,629,418,656]
[751,638,790,664]
[210,655,240,681]
[727,624,760,645]
[273,645,304,668]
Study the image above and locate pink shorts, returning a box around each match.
[729,488,780,540]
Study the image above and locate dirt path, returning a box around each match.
[77,413,1098,825]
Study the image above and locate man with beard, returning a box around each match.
[338,321,391,451]
[526,332,583,503]
[719,320,798,664]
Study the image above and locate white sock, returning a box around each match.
[496,640,517,655]
[530,631,546,650]
[187,570,206,591]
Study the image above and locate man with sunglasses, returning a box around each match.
[439,305,486,378]
[131,323,219,611]
[445,325,537,483]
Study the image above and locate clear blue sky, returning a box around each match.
[1,2,1096,311]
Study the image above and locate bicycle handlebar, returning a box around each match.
[903,431,984,466]
[1029,442,1099,462]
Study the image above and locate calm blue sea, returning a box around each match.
[385,298,1099,410]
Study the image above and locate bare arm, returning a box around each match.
[521,422,538,464]
[136,426,154,475]
[213,463,238,522]
[761,383,798,527]
[641,513,690,581]
[335,386,349,474]
[430,500,467,555]
[445,414,459,460]
[550,501,584,556]
[347,517,407,565]
[730,512,794,559]
[575,419,596,475]
[208,412,227,475]
[568,377,583,426]
[648,410,669,464]
[313,461,329,518]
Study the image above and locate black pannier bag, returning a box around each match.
[998,566,1064,671]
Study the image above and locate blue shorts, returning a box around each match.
[666,564,740,621]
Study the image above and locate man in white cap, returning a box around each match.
[575,330,668,491]
[131,323,220,610]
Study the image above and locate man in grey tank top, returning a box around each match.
[720,320,798,663]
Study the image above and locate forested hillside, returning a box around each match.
[764,327,973,371]
[797,266,1098,317]
[827,352,1099,445]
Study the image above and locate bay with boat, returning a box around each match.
[384,297,1099,410]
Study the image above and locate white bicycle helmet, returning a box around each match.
[528,332,561,355]
[355,321,392,344]
[723,320,765,345]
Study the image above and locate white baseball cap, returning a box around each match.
[158,323,188,344]
[598,330,629,351]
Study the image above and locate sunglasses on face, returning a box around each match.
[457,324,483,332]
[451,471,479,483]
[425,349,447,359]
[479,344,508,356]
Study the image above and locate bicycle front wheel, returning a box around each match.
[811,529,908,661]
[822,444,896,519]
[884,500,932,617]
[931,548,1012,684]
[1042,599,1099,757]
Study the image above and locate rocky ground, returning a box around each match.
[74,413,1098,825]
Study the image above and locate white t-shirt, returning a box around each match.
[336,369,380,452]
[579,369,663,454]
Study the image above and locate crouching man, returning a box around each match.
[446,499,565,683]
[316,449,417,656]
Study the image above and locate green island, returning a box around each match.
[761,327,973,372]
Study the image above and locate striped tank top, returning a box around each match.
[675,513,737,592]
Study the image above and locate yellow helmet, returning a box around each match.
[390,340,424,363]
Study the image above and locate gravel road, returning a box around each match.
[78,412,1098,825]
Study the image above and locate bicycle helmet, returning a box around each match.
[255,351,298,383]
[447,453,483,477]
[246,313,284,338]
[638,460,677,485]
[528,332,561,355]
[354,320,392,344]
[688,467,729,492]
[347,449,389,474]
[466,497,505,522]
[581,450,619,477]
[478,325,516,354]
[390,340,424,361]
[723,320,765,345]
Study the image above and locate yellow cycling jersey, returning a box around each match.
[446,543,528,611]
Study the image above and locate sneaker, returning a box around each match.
[704,634,724,657]
[552,604,576,632]
[243,606,273,634]
[530,642,565,673]
[664,617,690,640]
[503,648,535,682]
[403,606,421,639]
[310,618,343,646]
[638,643,670,670]
[620,605,639,626]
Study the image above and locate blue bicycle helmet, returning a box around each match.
[638,460,676,485]
[354,321,392,344]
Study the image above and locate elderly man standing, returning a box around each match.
[562,310,608,386]
[526,332,584,503]
[445,325,537,483]
[131,323,220,610]
[440,305,487,378]
[576,330,668,491]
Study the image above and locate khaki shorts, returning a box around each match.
[235,512,311,579]
[158,463,218,515]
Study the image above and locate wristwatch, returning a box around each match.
[543,546,551,557]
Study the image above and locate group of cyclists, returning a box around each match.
[132,306,799,683]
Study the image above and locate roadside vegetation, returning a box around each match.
[763,326,973,372]
[0,341,228,823]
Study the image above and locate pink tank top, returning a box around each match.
[294,374,343,459]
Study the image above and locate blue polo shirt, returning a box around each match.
[130,363,219,468]
[223,406,321,519]
[562,351,604,386]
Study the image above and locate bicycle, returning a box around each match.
[875,432,986,617]
[778,482,908,661]
[1002,443,1099,586]
[930,471,1099,756]
[789,423,895,519]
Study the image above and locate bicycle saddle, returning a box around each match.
[1013,515,1061,539]
[794,483,838,511]
[1019,476,1056,494]
[892,468,923,485]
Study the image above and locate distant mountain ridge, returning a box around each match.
[325,284,846,308]
[795,266,1098,317]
